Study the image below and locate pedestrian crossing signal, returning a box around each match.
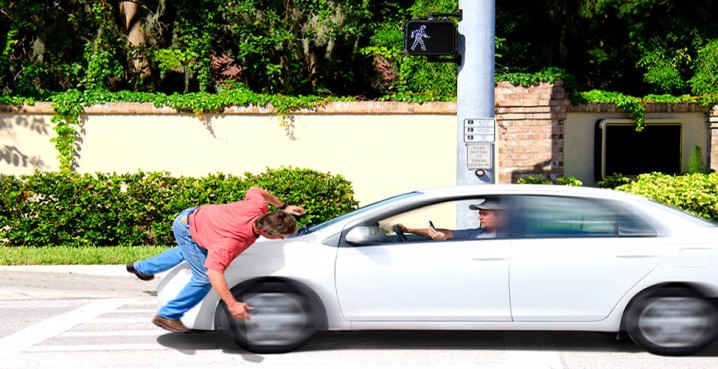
[404,19,458,56]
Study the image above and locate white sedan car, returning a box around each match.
[156,184,718,356]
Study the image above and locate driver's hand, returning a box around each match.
[427,226,447,240]
[395,224,408,233]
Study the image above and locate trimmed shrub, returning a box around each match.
[0,167,358,246]
[516,176,583,186]
[597,173,632,189]
[516,176,553,185]
[616,172,718,220]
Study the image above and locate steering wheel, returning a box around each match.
[392,224,408,242]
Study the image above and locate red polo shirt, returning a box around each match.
[188,188,268,272]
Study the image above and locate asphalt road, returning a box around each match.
[1,265,718,369]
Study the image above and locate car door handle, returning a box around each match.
[615,250,659,258]
[472,254,510,261]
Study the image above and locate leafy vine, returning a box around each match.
[5,68,718,171]
[497,67,718,131]
[579,91,715,131]
[43,87,356,171]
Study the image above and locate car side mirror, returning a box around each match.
[345,226,383,244]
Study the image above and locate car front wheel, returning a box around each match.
[625,288,718,356]
[219,280,324,354]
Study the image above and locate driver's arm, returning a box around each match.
[396,224,453,240]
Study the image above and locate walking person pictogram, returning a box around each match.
[410,25,430,51]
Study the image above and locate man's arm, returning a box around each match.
[207,269,252,320]
[250,187,305,216]
[251,187,283,208]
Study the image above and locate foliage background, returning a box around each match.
[2,0,718,100]
[616,172,718,221]
[0,167,358,246]
[518,172,718,222]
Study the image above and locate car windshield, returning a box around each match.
[291,192,422,236]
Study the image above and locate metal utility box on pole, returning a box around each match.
[456,0,496,228]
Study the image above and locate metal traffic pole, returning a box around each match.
[456,0,496,228]
[403,1,496,228]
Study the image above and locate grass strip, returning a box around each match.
[0,245,173,265]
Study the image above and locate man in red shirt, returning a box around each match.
[126,187,305,333]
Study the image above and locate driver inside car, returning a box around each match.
[394,199,501,240]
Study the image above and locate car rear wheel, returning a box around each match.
[625,288,718,356]
[219,280,324,354]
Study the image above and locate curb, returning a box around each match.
[0,265,129,277]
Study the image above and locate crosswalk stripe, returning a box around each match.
[89,317,149,323]
[27,343,168,352]
[60,330,162,337]
[110,308,156,313]
[502,333,564,369]
[0,298,141,356]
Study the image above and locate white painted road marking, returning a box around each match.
[1,297,566,369]
[0,298,141,355]
[27,343,168,352]
[503,333,565,369]
[60,330,162,338]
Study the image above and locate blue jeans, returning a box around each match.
[134,207,212,320]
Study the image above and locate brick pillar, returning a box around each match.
[711,105,718,172]
[495,81,569,183]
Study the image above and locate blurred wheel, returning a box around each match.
[625,288,718,356]
[220,280,323,353]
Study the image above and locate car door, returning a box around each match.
[334,198,512,322]
[509,195,663,322]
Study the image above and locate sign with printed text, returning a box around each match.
[463,118,495,143]
[467,144,493,169]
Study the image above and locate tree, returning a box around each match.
[119,1,151,81]
[495,0,718,96]
[3,0,718,98]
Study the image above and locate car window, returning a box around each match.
[379,200,458,241]
[518,195,656,238]
[294,191,421,236]
[343,196,508,246]
[342,200,459,245]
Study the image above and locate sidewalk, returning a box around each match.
[0,264,130,277]
[0,264,157,300]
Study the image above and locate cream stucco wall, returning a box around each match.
[564,112,709,186]
[1,112,457,206]
[4,94,716,206]
[0,113,59,172]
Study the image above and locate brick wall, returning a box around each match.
[712,106,718,172]
[495,81,570,183]
[495,81,718,183]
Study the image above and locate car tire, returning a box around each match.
[624,287,718,356]
[219,279,324,354]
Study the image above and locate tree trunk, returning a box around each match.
[120,1,150,79]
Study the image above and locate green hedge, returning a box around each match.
[0,167,358,247]
[516,176,583,186]
[615,172,718,221]
[517,172,718,221]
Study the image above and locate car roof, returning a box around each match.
[416,184,645,201]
